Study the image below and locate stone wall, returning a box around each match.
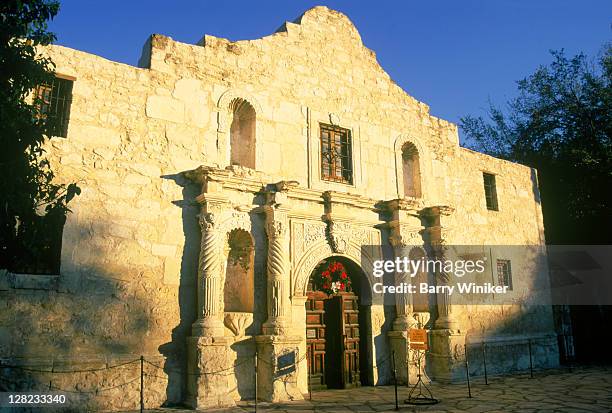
[1,6,557,410]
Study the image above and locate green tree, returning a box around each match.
[0,0,79,273]
[461,46,612,244]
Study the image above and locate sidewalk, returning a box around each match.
[135,366,612,412]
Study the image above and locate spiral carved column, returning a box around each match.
[262,215,290,335]
[192,212,225,337]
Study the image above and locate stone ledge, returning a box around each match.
[0,269,59,291]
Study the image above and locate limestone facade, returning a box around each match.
[1,6,558,411]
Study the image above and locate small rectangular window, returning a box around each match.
[35,76,74,138]
[320,124,353,184]
[483,172,498,211]
[497,259,513,290]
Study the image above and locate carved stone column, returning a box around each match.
[188,207,237,408]
[187,209,240,409]
[421,205,465,383]
[421,206,457,331]
[256,182,303,403]
[191,211,225,337]
[383,199,425,385]
[183,167,237,409]
[389,237,418,332]
[262,200,290,335]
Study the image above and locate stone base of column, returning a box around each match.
[427,329,466,383]
[186,336,238,409]
[261,317,289,336]
[255,335,304,403]
[191,317,225,337]
[388,331,428,385]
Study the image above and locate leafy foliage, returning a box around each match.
[461,46,612,244]
[0,0,80,273]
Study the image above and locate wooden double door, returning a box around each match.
[305,290,361,389]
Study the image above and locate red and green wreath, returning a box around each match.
[315,261,352,295]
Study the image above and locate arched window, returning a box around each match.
[224,229,254,313]
[401,142,421,198]
[229,98,256,168]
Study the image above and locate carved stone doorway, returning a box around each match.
[305,257,372,390]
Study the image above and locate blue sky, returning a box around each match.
[48,1,610,142]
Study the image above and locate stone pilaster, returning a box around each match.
[186,336,238,409]
[420,205,465,382]
[262,183,293,335]
[421,205,458,331]
[427,329,466,383]
[191,210,225,337]
[186,171,237,409]
[383,199,426,385]
[389,242,418,331]
[262,218,289,335]
[255,335,304,402]
[384,198,425,331]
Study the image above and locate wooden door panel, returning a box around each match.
[341,293,361,388]
[306,290,327,389]
[306,290,361,389]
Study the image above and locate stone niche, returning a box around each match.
[223,228,256,337]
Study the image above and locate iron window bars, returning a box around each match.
[320,124,353,185]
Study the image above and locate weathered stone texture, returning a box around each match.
[1,6,557,411]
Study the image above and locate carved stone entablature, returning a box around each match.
[383,198,425,213]
[420,205,454,222]
[380,199,425,236]
[274,180,300,193]
[322,190,380,212]
[184,165,269,197]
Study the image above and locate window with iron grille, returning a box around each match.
[483,172,499,211]
[35,76,74,138]
[320,124,353,184]
[497,259,513,290]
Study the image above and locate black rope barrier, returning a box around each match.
[0,358,140,374]
[0,374,141,394]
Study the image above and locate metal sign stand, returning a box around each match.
[404,321,439,406]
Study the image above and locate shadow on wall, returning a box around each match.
[463,304,560,378]
[530,168,541,205]
[0,225,175,411]
[1,170,210,410]
[159,172,200,407]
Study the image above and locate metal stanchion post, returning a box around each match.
[564,334,572,373]
[464,344,472,398]
[308,364,312,400]
[528,339,534,379]
[254,350,258,413]
[140,355,144,413]
[482,342,488,385]
[392,351,398,410]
